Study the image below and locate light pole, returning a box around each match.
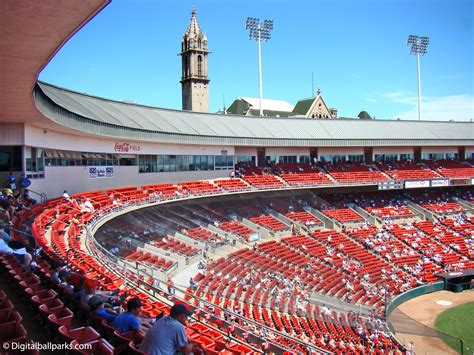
[407,35,429,121]
[246,17,273,116]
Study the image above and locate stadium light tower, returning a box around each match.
[407,35,429,120]
[246,17,273,116]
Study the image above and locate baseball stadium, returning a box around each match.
[0,1,473,354]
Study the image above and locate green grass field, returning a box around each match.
[434,302,474,354]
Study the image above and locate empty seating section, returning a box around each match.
[106,186,150,202]
[285,211,322,226]
[326,164,390,183]
[425,160,474,178]
[378,162,440,180]
[184,227,223,244]
[214,179,250,191]
[218,221,255,240]
[141,183,179,198]
[407,190,465,215]
[178,181,221,195]
[124,249,175,271]
[323,208,363,223]
[279,172,332,186]
[249,215,288,231]
[353,192,415,219]
[152,237,200,257]
[242,175,285,188]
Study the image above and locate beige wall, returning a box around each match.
[373,147,414,155]
[24,124,233,155]
[30,166,230,199]
[265,147,310,156]
[235,147,257,156]
[318,147,364,156]
[421,146,457,154]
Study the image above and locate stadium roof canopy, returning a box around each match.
[36,82,474,147]
[0,0,110,127]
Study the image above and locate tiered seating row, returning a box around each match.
[249,215,288,231]
[285,211,322,226]
[152,237,200,257]
[323,208,363,223]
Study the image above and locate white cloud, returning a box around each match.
[366,97,377,103]
[385,92,474,121]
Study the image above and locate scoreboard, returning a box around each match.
[378,181,404,190]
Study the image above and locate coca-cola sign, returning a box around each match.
[114,142,141,152]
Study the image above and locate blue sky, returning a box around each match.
[39,0,473,121]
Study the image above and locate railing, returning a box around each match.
[27,189,47,204]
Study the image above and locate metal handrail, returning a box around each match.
[27,189,47,204]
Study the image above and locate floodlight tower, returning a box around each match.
[246,17,273,116]
[407,35,429,120]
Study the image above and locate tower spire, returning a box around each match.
[180,7,210,112]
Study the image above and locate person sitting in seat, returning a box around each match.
[112,298,143,342]
[140,303,202,355]
[90,301,117,324]
[0,229,33,270]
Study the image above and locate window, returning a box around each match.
[0,146,22,171]
[197,56,202,76]
[237,156,254,164]
[278,156,297,164]
[299,156,310,163]
[347,154,364,163]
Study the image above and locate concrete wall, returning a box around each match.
[30,166,230,198]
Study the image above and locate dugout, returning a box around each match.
[436,269,474,292]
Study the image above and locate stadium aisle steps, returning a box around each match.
[0,271,55,346]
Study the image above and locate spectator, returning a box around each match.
[63,190,71,201]
[0,231,33,270]
[8,172,16,190]
[189,277,198,291]
[140,303,198,355]
[112,298,143,336]
[91,301,117,324]
[167,278,174,295]
[23,189,37,205]
[18,174,31,196]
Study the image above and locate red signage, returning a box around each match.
[114,142,141,153]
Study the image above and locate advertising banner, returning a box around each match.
[405,180,430,189]
[430,179,449,187]
[450,178,471,186]
[88,166,114,179]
